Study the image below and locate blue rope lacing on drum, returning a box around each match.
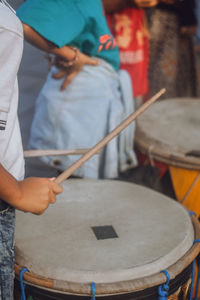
[91,282,96,300]
[190,239,200,300]
[20,268,29,300]
[190,259,196,300]
[158,270,170,300]
[195,256,200,300]
[189,211,200,300]
[189,211,196,217]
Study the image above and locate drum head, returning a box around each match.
[135,98,200,169]
[15,179,194,288]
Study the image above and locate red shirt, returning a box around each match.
[107,8,149,97]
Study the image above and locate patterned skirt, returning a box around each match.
[147,8,198,99]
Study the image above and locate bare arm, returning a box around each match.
[102,0,158,12]
[0,26,62,214]
[23,23,98,66]
[22,23,99,90]
[0,164,62,215]
[102,0,134,12]
[23,23,77,61]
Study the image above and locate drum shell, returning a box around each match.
[135,98,200,215]
[15,265,192,299]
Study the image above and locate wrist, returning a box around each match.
[53,45,78,60]
[57,47,79,68]
[0,180,22,208]
[0,164,24,208]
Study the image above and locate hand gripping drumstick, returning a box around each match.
[55,89,166,184]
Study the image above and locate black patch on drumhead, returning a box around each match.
[91,226,118,240]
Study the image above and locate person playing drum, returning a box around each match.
[0,1,63,298]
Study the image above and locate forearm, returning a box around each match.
[0,164,62,214]
[102,0,134,13]
[0,164,21,206]
[23,23,76,60]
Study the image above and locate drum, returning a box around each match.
[135,98,200,216]
[14,179,200,299]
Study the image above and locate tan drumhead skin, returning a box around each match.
[135,98,200,169]
[15,180,194,284]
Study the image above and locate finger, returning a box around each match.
[181,26,196,36]
[61,71,79,91]
[49,177,56,181]
[49,190,56,204]
[84,57,99,66]
[51,181,63,194]
[142,1,158,7]
[36,202,49,215]
[135,0,158,7]
[52,70,68,80]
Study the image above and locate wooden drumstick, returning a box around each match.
[55,88,166,184]
[24,149,90,158]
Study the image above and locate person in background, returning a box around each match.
[104,0,197,101]
[0,1,62,298]
[16,0,138,179]
[147,0,197,98]
[141,0,197,194]
[103,0,157,107]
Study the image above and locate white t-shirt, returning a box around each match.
[0,2,24,180]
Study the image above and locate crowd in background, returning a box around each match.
[104,0,200,100]
[1,1,200,297]
[14,0,200,181]
[12,0,200,178]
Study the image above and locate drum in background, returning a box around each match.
[14,180,200,299]
[135,98,200,217]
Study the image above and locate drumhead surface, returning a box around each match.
[15,179,194,284]
[135,98,200,169]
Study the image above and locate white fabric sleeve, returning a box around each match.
[0,28,23,130]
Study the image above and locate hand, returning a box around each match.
[16,177,63,215]
[52,50,99,91]
[134,0,159,8]
[159,0,174,4]
[180,26,197,36]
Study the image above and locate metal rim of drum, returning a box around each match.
[15,215,200,297]
[135,99,200,170]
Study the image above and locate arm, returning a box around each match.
[23,23,77,61]
[102,0,158,12]
[23,23,99,90]
[0,27,62,214]
[102,0,135,12]
[0,164,62,215]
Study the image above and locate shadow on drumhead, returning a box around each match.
[118,166,176,200]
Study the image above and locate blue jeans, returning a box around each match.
[0,199,15,300]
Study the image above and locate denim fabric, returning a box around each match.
[0,199,15,300]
